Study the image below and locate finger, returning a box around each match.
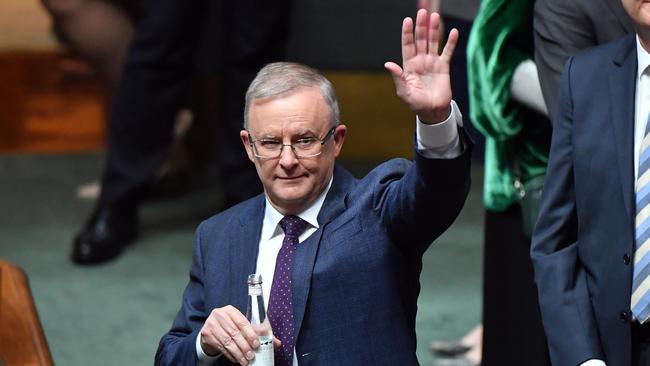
[415,8,429,55]
[219,331,248,365]
[222,338,247,365]
[230,331,256,365]
[229,310,259,347]
[384,62,406,96]
[401,17,415,62]
[440,28,459,64]
[238,321,261,350]
[215,315,251,365]
[384,62,403,78]
[202,326,237,363]
[273,336,282,349]
[428,12,441,55]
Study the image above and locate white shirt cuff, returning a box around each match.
[196,333,220,365]
[416,100,463,159]
[580,360,606,366]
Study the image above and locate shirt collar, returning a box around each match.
[637,34,650,80]
[261,177,333,240]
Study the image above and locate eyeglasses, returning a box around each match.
[248,127,336,159]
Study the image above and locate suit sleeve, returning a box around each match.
[372,129,472,257]
[534,0,595,120]
[155,222,210,366]
[530,57,603,366]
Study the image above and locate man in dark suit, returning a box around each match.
[156,9,471,366]
[71,0,290,265]
[533,0,633,119]
[531,1,650,365]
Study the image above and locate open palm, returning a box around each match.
[385,10,458,123]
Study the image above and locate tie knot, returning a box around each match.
[279,215,308,238]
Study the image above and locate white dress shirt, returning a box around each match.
[196,100,464,365]
[635,35,650,181]
[579,35,650,366]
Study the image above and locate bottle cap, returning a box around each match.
[248,274,263,285]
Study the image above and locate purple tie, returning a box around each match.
[267,216,308,366]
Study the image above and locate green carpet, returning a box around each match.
[0,153,483,365]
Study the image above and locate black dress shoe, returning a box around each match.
[430,340,472,357]
[72,205,138,265]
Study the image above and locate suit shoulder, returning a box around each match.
[572,34,634,66]
[348,158,412,200]
[199,194,264,232]
[561,34,635,86]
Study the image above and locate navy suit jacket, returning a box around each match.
[156,145,471,366]
[531,34,638,366]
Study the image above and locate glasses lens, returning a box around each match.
[253,140,281,158]
[294,139,321,157]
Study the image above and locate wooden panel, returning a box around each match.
[0,51,106,153]
[0,259,53,366]
[327,72,414,160]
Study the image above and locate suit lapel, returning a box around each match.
[230,196,265,312]
[292,165,357,340]
[609,35,637,223]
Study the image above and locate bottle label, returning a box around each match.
[250,337,274,366]
[249,287,262,296]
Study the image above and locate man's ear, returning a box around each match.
[333,124,347,158]
[240,130,255,163]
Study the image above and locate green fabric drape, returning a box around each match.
[467,0,552,211]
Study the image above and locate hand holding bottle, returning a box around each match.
[199,305,262,365]
[199,274,281,366]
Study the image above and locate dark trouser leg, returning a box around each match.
[73,0,206,264]
[99,0,206,211]
[633,326,650,365]
[216,0,291,206]
[482,206,551,366]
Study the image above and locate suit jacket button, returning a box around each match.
[620,311,630,323]
[624,253,631,265]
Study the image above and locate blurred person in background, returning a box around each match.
[467,0,552,365]
[530,0,647,365]
[40,0,290,265]
[40,0,136,89]
[534,0,633,120]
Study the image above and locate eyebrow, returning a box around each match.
[255,129,319,140]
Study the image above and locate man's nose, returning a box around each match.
[279,144,299,168]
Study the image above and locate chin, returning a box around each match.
[270,186,304,201]
[277,192,308,206]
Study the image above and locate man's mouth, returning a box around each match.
[277,175,305,181]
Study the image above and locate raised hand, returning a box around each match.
[385,9,458,124]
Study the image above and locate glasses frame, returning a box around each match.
[248,127,337,159]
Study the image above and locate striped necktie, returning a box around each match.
[632,114,650,323]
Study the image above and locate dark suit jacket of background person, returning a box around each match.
[531,34,641,366]
[533,0,633,119]
[156,140,472,365]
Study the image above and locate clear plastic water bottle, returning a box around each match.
[246,274,274,366]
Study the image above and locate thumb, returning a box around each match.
[384,62,407,96]
[384,62,403,79]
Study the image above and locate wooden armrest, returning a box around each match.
[0,259,53,366]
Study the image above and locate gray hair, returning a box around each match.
[244,62,340,128]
